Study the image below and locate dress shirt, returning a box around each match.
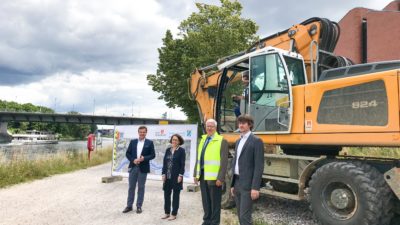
[235,131,251,175]
[137,138,145,158]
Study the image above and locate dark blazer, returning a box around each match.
[231,133,264,191]
[162,147,186,190]
[126,139,155,173]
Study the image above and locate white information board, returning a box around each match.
[111,124,198,182]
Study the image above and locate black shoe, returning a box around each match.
[122,207,132,213]
[136,207,142,214]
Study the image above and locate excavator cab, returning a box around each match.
[217,47,307,133]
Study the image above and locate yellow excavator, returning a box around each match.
[189,17,399,225]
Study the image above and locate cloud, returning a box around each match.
[0,0,178,85]
[155,0,218,21]
[0,69,186,118]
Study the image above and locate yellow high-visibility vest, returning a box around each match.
[196,133,222,180]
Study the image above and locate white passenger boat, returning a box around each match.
[11,130,59,145]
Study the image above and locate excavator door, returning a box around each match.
[249,50,297,133]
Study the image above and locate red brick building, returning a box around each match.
[334,1,400,64]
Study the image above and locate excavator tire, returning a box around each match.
[350,161,395,225]
[308,161,394,225]
[221,157,235,209]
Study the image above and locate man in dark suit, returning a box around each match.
[123,126,155,214]
[230,115,264,225]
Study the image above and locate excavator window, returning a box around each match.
[250,54,288,106]
[283,56,306,86]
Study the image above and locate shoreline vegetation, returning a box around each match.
[0,147,112,188]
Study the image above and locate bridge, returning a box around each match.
[0,111,186,142]
[0,111,185,125]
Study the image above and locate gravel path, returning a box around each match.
[0,163,203,225]
[252,194,318,225]
[221,193,318,225]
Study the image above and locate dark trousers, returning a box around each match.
[163,180,181,215]
[127,166,148,208]
[200,176,222,225]
[233,175,253,225]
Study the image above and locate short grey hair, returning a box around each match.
[205,118,217,127]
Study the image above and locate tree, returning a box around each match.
[147,0,258,122]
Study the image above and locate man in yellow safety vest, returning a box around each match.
[194,118,229,225]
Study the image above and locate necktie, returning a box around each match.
[200,137,211,170]
[204,137,211,149]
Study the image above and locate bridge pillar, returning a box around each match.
[0,122,11,143]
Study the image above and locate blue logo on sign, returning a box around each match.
[187,130,191,137]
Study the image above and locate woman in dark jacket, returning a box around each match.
[161,134,186,221]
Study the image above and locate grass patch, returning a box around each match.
[0,147,112,188]
[342,147,400,158]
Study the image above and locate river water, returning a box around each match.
[0,138,113,163]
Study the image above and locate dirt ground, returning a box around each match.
[0,163,207,225]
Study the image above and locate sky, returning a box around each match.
[0,0,395,120]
